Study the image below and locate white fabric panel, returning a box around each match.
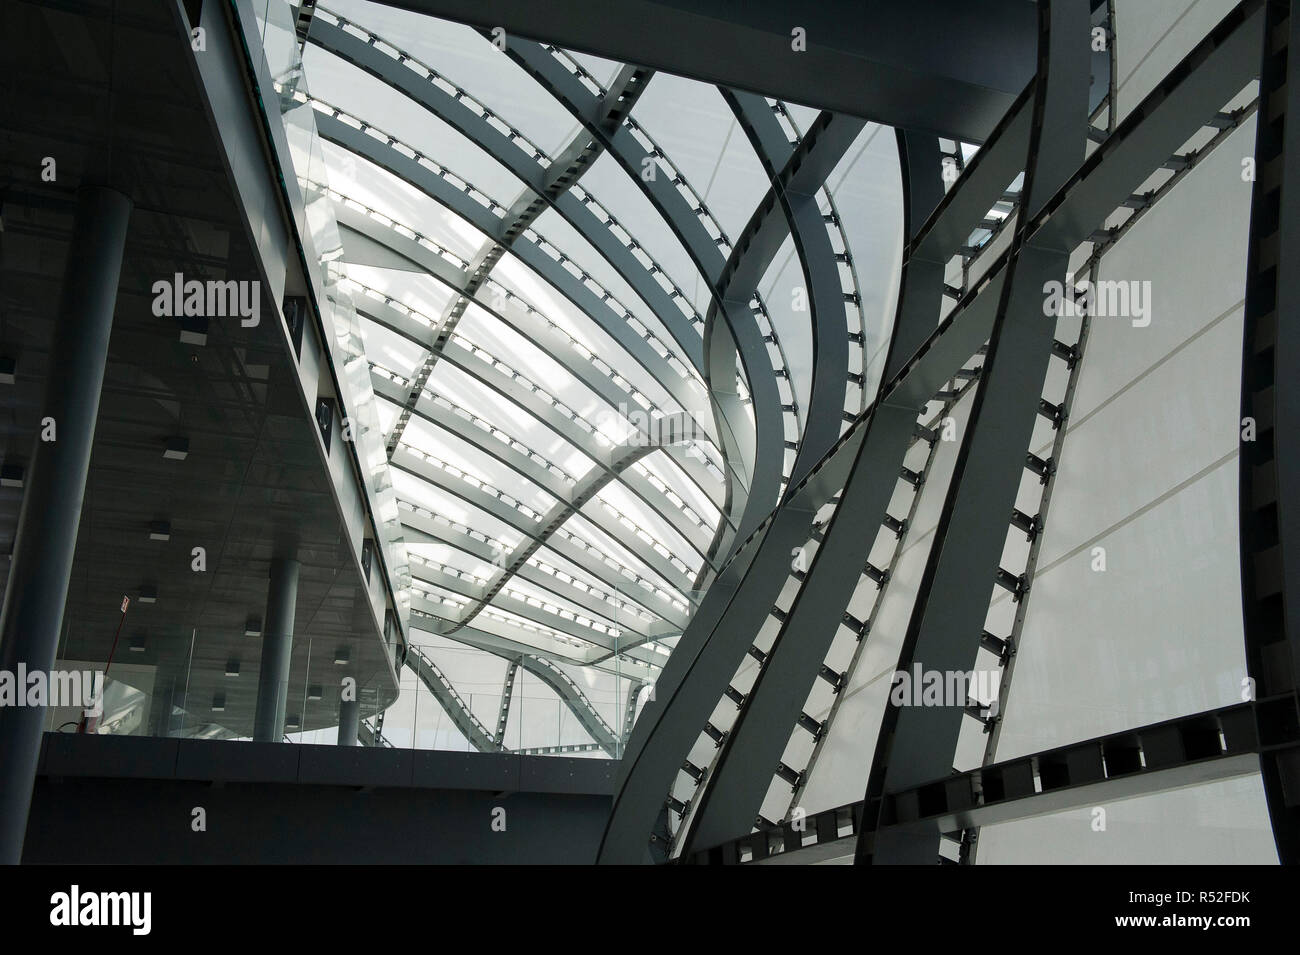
[303,45,527,206]
[995,118,1253,760]
[1114,0,1241,123]
[328,0,584,157]
[797,392,975,814]
[978,776,1277,864]
[978,100,1271,862]
[825,124,904,399]
[757,237,814,431]
[629,74,772,246]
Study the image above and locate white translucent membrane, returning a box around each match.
[566,507,690,605]
[756,233,814,427]
[822,122,905,400]
[590,480,703,577]
[579,151,708,317]
[321,142,487,266]
[504,669,600,750]
[528,205,700,383]
[629,73,772,244]
[973,117,1270,860]
[399,413,560,516]
[302,44,527,209]
[454,303,619,437]
[500,575,619,633]
[391,468,523,555]
[378,659,473,751]
[556,659,641,729]
[487,249,684,420]
[977,777,1277,863]
[346,263,456,330]
[425,359,598,482]
[359,314,427,380]
[640,449,722,529]
[1113,0,1240,123]
[796,389,976,814]
[325,0,583,158]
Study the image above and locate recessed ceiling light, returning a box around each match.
[307,684,322,701]
[211,693,226,713]
[138,586,157,604]
[0,464,22,489]
[163,437,189,461]
[225,660,240,677]
[0,357,14,385]
[148,521,171,541]
[333,648,350,665]
[244,617,261,637]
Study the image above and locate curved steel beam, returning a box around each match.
[1238,0,1300,864]
[389,447,696,614]
[858,0,1096,866]
[369,371,702,605]
[405,644,501,752]
[721,92,861,490]
[511,654,621,756]
[678,128,947,854]
[496,40,785,570]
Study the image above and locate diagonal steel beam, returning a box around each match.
[367,0,1037,142]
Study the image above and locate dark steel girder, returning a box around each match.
[1239,0,1300,863]
[678,107,953,858]
[859,0,1092,866]
[714,0,1268,590]
[701,107,865,568]
[367,0,1038,142]
[606,0,1268,865]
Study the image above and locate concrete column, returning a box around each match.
[0,186,132,864]
[253,558,300,742]
[337,695,359,746]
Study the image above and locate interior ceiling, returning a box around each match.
[0,0,398,735]
[290,0,911,676]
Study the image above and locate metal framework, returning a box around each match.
[274,0,1299,864]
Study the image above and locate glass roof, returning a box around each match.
[282,0,904,695]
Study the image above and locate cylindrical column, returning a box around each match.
[253,558,300,742]
[0,186,132,864]
[337,695,359,746]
